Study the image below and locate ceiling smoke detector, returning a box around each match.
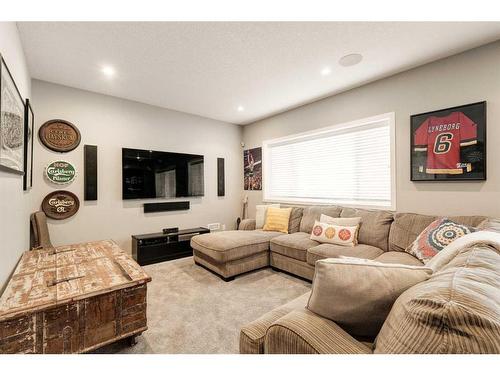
[339,53,363,67]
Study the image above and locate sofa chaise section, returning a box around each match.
[191,229,283,281]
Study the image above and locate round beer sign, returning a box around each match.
[45,160,77,185]
[39,119,81,152]
[42,191,80,220]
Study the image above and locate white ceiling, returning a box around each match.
[17,22,500,125]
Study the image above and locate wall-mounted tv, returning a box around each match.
[122,148,204,199]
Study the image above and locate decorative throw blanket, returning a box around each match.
[426,230,500,272]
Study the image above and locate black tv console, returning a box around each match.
[132,227,210,266]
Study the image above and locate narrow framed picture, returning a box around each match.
[243,147,262,190]
[24,98,34,190]
[0,53,25,175]
[411,101,486,181]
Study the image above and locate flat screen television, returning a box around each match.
[122,148,204,199]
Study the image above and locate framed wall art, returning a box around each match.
[243,147,262,190]
[24,98,34,190]
[0,53,25,175]
[411,101,486,181]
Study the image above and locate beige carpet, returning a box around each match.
[96,257,311,354]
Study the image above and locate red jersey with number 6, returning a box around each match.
[414,111,477,174]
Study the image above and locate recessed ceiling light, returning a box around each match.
[320,67,331,76]
[101,65,116,78]
[339,53,363,67]
[237,105,244,112]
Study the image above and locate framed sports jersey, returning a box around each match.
[411,101,486,181]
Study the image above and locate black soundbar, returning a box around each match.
[144,201,190,213]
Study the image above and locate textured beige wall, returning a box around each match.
[0,22,32,290]
[29,80,243,254]
[243,41,500,219]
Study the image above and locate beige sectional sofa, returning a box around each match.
[191,205,485,281]
[241,240,500,354]
[190,204,500,354]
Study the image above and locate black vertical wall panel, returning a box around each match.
[84,145,98,201]
[217,158,225,196]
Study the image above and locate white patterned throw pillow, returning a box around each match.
[310,220,359,247]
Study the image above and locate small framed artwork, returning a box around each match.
[0,54,25,175]
[243,147,262,190]
[24,99,34,190]
[411,101,486,181]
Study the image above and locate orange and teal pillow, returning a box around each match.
[406,218,477,263]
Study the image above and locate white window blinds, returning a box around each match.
[263,113,395,209]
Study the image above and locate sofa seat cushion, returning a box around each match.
[374,251,423,267]
[306,243,384,266]
[191,230,283,263]
[240,292,310,354]
[270,232,320,262]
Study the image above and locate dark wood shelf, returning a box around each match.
[132,227,210,266]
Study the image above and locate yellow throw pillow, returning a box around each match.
[263,207,292,233]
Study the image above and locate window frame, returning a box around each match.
[262,112,397,211]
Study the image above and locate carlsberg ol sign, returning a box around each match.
[45,160,77,185]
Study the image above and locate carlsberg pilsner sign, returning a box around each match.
[45,160,77,184]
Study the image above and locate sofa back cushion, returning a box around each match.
[299,206,342,234]
[340,208,394,251]
[308,257,431,338]
[287,207,304,234]
[388,213,487,253]
[374,244,500,353]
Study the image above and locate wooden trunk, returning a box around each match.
[0,240,151,354]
